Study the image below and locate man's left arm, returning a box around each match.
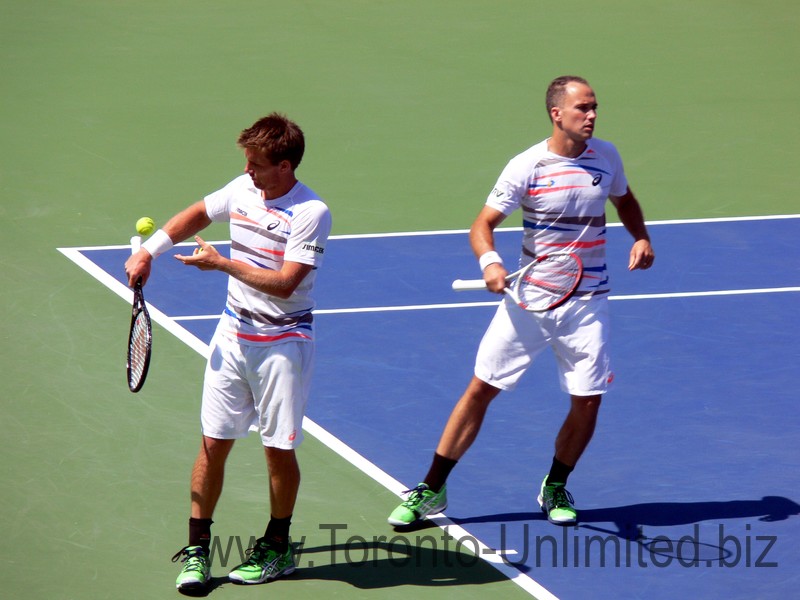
[175,236,313,299]
[610,186,655,271]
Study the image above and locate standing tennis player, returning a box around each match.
[388,76,654,527]
[124,113,331,593]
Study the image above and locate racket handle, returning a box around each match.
[452,278,488,292]
[130,235,142,255]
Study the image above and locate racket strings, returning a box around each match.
[128,312,151,384]
[520,271,576,295]
[516,255,581,310]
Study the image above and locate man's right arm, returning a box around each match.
[469,205,508,294]
[125,200,212,287]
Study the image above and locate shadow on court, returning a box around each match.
[179,537,513,597]
[290,540,510,589]
[450,495,800,540]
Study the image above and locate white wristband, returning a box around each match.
[141,229,174,259]
[478,251,503,271]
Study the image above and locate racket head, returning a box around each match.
[511,252,583,311]
[126,281,152,392]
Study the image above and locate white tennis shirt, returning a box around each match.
[485,137,629,296]
[204,175,331,345]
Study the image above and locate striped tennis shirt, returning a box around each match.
[485,137,628,297]
[204,175,332,345]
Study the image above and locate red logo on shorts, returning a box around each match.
[607,372,615,384]
[288,430,297,442]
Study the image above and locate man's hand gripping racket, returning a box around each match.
[453,252,584,312]
[126,235,152,392]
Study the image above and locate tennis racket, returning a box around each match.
[127,235,152,392]
[452,252,584,312]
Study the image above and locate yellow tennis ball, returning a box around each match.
[136,217,155,235]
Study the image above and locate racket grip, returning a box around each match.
[130,235,142,255]
[452,278,488,291]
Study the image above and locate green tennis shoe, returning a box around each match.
[388,483,448,526]
[172,546,211,594]
[538,477,577,524]
[228,537,295,584]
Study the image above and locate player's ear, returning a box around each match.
[550,106,562,124]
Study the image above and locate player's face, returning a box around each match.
[244,148,290,197]
[552,83,598,142]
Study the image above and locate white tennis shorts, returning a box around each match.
[201,329,314,449]
[474,295,612,396]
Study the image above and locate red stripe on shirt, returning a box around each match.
[538,239,606,250]
[528,185,587,196]
[235,331,311,343]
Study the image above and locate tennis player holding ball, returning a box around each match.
[388,76,654,529]
[124,113,331,594]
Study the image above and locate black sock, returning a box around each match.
[423,453,458,493]
[546,457,574,486]
[189,517,214,552]
[264,515,292,553]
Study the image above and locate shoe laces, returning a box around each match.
[401,484,430,506]
[548,485,575,509]
[171,546,208,570]
[242,538,274,564]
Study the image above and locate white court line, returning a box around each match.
[59,213,800,252]
[312,286,800,312]
[607,287,800,300]
[57,214,799,600]
[170,286,800,321]
[329,212,800,239]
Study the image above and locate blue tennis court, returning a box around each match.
[60,215,800,600]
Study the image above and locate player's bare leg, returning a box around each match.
[435,376,502,460]
[191,435,235,518]
[264,447,301,519]
[554,394,601,467]
[539,394,601,525]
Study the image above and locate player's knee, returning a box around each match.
[466,376,502,405]
[570,394,602,413]
[200,436,235,462]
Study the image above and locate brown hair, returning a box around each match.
[237,113,305,169]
